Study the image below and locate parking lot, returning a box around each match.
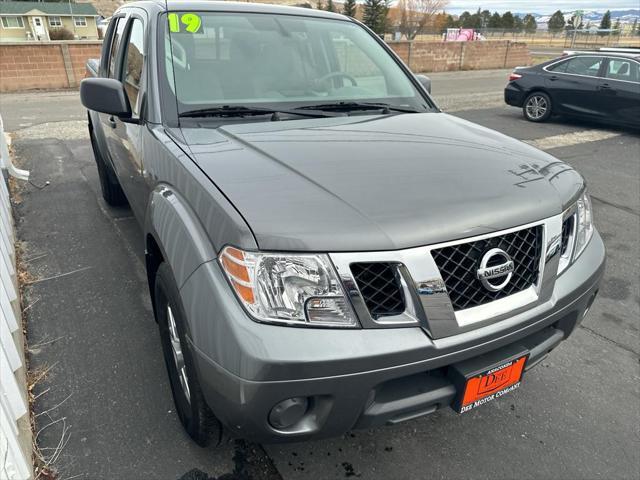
[2,68,638,479]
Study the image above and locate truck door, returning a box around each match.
[105,12,148,223]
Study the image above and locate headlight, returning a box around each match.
[573,191,594,260]
[219,246,358,327]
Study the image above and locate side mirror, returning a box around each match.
[416,74,431,94]
[80,78,132,118]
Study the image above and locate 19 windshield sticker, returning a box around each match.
[168,13,202,33]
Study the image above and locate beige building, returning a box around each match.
[0,1,99,42]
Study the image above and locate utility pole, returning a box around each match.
[69,0,77,38]
[571,10,583,48]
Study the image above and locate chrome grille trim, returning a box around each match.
[330,213,564,338]
[431,225,543,311]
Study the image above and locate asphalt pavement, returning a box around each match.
[1,70,638,480]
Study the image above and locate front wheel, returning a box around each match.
[523,92,552,123]
[154,263,224,447]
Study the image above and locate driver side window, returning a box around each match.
[122,18,145,117]
[107,18,126,79]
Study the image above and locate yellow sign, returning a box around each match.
[168,13,202,33]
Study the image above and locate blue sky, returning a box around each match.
[447,1,639,14]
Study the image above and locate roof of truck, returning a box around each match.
[123,0,348,20]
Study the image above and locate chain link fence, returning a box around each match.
[410,28,640,48]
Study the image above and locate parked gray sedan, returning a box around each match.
[80,1,605,446]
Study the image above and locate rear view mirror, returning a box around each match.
[416,74,431,94]
[80,78,132,118]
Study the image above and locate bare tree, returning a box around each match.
[398,0,449,40]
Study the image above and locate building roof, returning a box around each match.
[0,1,99,16]
[75,0,125,18]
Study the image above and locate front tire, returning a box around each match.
[154,263,223,447]
[523,92,552,123]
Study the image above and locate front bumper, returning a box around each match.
[181,231,605,443]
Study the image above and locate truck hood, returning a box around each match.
[178,112,583,252]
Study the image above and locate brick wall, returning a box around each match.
[68,43,103,86]
[388,40,531,73]
[0,41,102,93]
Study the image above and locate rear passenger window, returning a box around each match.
[107,18,126,78]
[122,18,145,116]
[560,56,603,77]
[605,59,639,83]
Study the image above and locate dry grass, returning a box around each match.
[8,175,23,204]
[15,240,67,478]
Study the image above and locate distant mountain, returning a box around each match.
[530,9,639,26]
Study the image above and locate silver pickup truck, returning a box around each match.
[80,1,605,447]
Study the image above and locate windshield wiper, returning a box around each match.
[295,102,421,114]
[179,105,334,119]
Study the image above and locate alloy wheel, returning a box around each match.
[525,95,548,120]
[167,305,191,403]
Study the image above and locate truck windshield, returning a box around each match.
[162,11,431,116]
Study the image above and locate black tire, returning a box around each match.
[522,92,552,123]
[154,263,223,447]
[89,128,128,206]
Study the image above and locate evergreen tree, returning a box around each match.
[631,18,638,35]
[514,15,524,33]
[470,9,483,29]
[458,11,471,27]
[488,12,502,29]
[316,0,324,10]
[325,0,336,12]
[480,10,491,28]
[599,10,611,30]
[547,10,565,34]
[613,19,621,32]
[501,11,515,30]
[444,14,457,29]
[461,9,482,29]
[342,0,357,18]
[362,0,389,36]
[523,14,537,34]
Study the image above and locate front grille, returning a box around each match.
[351,263,406,319]
[431,226,543,311]
[561,215,574,255]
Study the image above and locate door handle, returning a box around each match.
[549,75,558,81]
[108,116,117,128]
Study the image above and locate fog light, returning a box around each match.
[268,397,309,429]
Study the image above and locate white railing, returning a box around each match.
[0,115,32,480]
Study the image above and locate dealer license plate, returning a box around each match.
[449,348,529,414]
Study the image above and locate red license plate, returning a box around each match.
[453,354,528,414]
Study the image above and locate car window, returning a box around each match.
[108,18,126,78]
[605,59,639,82]
[122,18,145,116]
[553,56,603,77]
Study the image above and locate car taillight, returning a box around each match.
[508,73,522,82]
